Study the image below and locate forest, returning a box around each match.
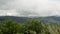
[0,18,60,34]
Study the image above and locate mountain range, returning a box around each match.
[0,16,60,24]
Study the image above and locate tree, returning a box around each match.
[24,19,45,34]
[0,19,24,34]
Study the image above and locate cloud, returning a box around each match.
[48,0,60,16]
[0,0,15,9]
[0,0,60,16]
[0,0,48,16]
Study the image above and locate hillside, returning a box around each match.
[0,16,29,23]
[0,16,60,23]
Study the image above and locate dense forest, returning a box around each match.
[0,18,60,34]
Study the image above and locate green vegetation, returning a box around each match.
[0,19,60,34]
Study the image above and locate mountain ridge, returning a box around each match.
[0,16,60,24]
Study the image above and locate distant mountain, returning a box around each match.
[0,16,29,23]
[34,16,60,24]
[0,16,60,24]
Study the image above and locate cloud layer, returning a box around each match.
[0,0,60,16]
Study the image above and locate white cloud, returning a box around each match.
[0,0,48,16]
[48,0,60,16]
[6,0,48,16]
[0,9,20,16]
[0,0,60,16]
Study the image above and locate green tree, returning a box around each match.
[0,19,24,34]
[24,19,45,34]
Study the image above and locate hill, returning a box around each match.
[0,16,60,23]
[0,16,29,23]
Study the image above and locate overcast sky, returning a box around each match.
[0,0,60,17]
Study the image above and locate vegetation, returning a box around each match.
[0,19,60,34]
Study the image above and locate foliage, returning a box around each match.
[0,19,60,34]
[0,19,24,34]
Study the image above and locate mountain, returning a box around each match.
[0,16,60,24]
[34,16,60,24]
[0,16,29,23]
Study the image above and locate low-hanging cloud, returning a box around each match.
[0,0,60,16]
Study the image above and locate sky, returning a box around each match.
[0,0,60,17]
